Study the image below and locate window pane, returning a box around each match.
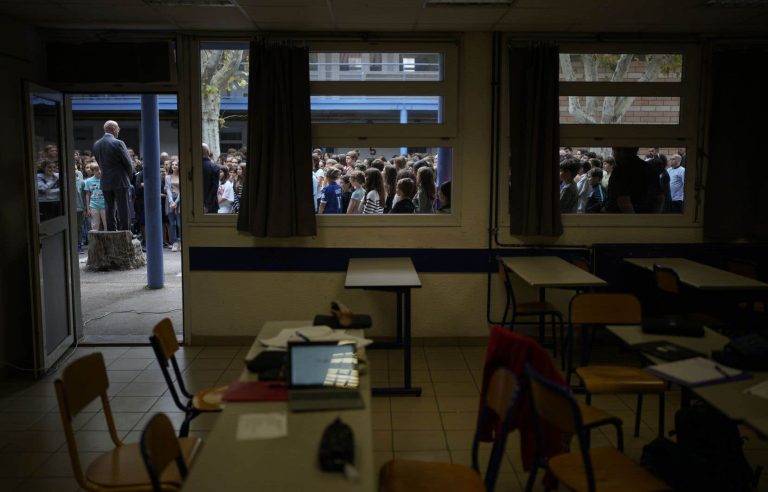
[311,96,442,124]
[32,96,64,223]
[200,42,249,214]
[558,146,687,214]
[310,52,442,81]
[559,96,680,124]
[312,147,452,215]
[559,54,683,82]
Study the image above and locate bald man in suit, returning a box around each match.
[93,120,134,231]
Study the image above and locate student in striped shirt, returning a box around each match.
[362,168,385,214]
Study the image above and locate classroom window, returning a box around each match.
[557,47,694,217]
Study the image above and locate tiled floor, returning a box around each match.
[1,343,767,491]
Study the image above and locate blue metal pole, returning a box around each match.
[141,94,163,289]
[400,108,408,156]
[437,147,452,187]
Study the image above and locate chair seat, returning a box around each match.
[516,301,561,315]
[192,384,228,411]
[576,366,665,394]
[578,401,620,429]
[550,447,671,492]
[379,459,484,492]
[87,437,201,489]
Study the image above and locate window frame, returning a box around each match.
[497,41,703,234]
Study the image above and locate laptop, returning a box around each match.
[287,341,364,412]
[642,316,705,338]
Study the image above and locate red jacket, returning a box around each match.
[478,326,567,475]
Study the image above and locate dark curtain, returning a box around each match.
[703,48,768,241]
[507,43,562,237]
[237,40,316,237]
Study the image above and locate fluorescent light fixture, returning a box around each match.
[424,0,515,6]
[143,0,236,6]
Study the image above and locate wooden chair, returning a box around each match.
[727,259,765,313]
[566,293,666,438]
[150,318,228,437]
[55,353,201,491]
[653,264,726,330]
[525,365,671,492]
[140,413,190,492]
[380,368,519,492]
[499,259,565,362]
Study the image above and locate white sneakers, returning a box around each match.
[171,242,180,252]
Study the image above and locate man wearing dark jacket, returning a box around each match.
[202,143,221,214]
[93,120,133,230]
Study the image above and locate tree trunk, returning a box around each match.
[200,49,245,161]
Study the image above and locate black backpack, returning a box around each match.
[642,402,761,491]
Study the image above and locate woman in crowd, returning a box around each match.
[383,164,397,213]
[362,168,385,214]
[217,167,235,214]
[165,158,181,252]
[414,166,436,214]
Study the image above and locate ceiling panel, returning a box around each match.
[242,6,333,26]
[0,0,765,32]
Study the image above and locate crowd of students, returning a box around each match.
[312,149,451,215]
[69,147,248,252]
[558,147,686,214]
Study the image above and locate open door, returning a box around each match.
[25,83,78,373]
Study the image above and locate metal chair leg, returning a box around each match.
[634,394,643,437]
[658,393,665,437]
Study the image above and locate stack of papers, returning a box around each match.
[259,325,373,349]
[745,380,768,400]
[646,357,751,387]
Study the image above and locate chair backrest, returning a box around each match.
[571,256,591,273]
[526,365,596,492]
[152,318,180,364]
[653,264,681,294]
[55,352,122,489]
[471,367,520,492]
[569,293,642,325]
[140,413,189,492]
[150,318,191,412]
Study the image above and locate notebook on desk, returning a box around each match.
[287,341,364,412]
[646,357,751,387]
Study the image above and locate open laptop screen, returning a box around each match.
[289,342,359,389]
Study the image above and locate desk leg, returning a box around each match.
[538,288,546,343]
[372,287,421,397]
[396,290,403,345]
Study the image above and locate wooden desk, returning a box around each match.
[345,258,422,397]
[624,257,768,291]
[500,256,608,291]
[606,325,730,365]
[606,324,768,438]
[500,256,607,346]
[183,321,375,492]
